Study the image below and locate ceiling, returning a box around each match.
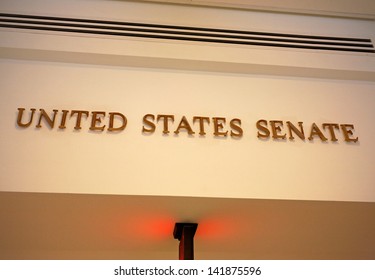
[1,191,374,259]
[133,0,375,19]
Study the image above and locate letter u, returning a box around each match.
[17,108,36,127]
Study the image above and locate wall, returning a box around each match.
[1,0,375,202]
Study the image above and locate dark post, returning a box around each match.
[173,223,198,260]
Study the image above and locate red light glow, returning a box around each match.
[196,216,238,241]
[111,212,176,243]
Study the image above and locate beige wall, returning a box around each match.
[1,0,375,202]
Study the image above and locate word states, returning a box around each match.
[142,114,243,137]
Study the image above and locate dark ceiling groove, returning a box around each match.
[1,13,374,53]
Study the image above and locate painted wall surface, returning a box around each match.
[0,0,375,202]
[1,59,374,202]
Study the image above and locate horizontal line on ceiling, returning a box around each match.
[0,13,374,53]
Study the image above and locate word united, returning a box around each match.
[16,108,358,143]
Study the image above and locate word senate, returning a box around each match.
[16,108,359,143]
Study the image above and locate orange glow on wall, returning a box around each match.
[110,212,176,243]
[196,216,238,240]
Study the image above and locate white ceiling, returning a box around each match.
[1,192,374,259]
[133,0,375,19]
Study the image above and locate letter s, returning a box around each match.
[142,114,156,133]
[256,119,270,139]
[230,118,243,137]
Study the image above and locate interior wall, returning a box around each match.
[0,0,374,202]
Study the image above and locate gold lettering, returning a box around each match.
[322,123,339,142]
[308,123,328,141]
[17,108,36,128]
[213,117,228,137]
[193,116,210,136]
[340,124,358,143]
[256,119,270,139]
[90,111,106,131]
[70,110,89,130]
[230,118,243,137]
[15,109,360,144]
[36,109,58,129]
[142,114,156,133]
[174,116,195,135]
[157,115,174,134]
[286,121,305,140]
[270,120,286,140]
[59,110,69,129]
[108,112,127,131]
